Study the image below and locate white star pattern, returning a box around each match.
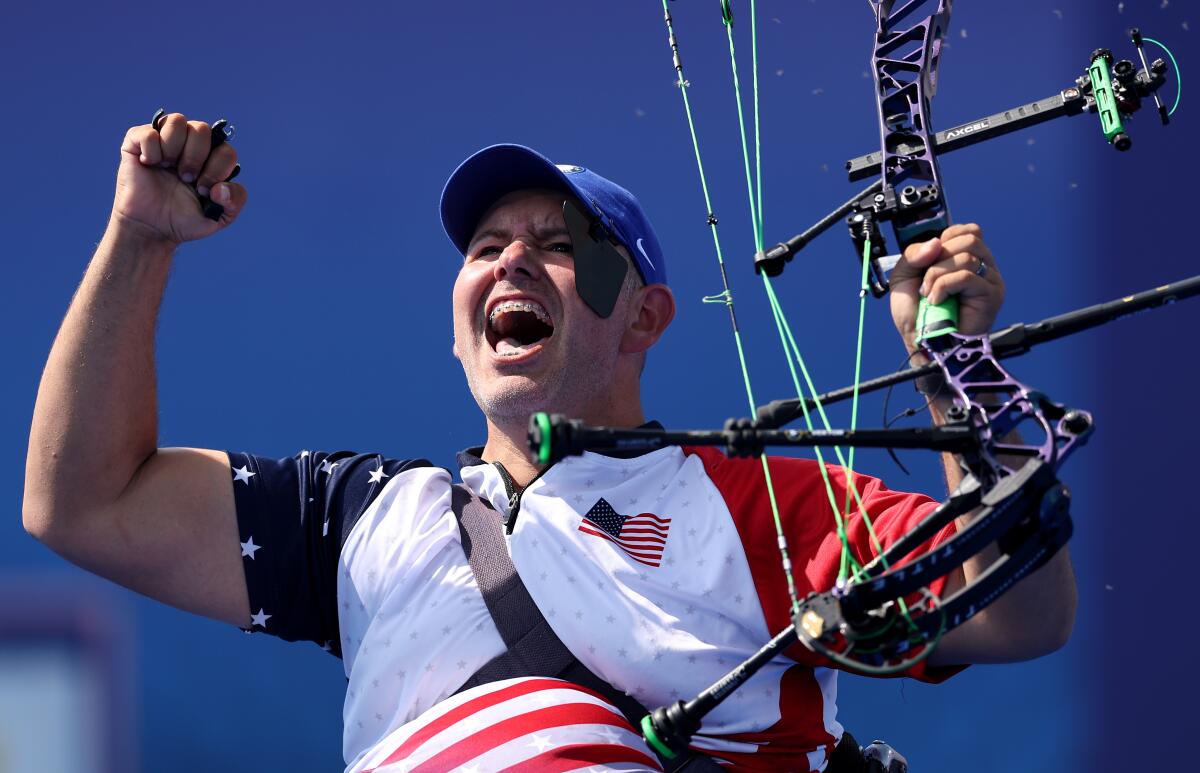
[368,466,389,484]
[240,537,261,559]
[319,459,339,475]
[250,609,271,628]
[528,734,554,753]
[232,465,256,484]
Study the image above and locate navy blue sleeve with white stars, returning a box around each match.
[225,449,431,657]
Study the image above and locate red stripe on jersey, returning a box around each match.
[495,742,664,772]
[682,446,960,678]
[367,679,616,770]
[699,665,834,772]
[409,702,632,772]
[682,446,964,771]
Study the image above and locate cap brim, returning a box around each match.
[440,144,582,256]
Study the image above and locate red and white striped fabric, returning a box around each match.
[357,677,664,773]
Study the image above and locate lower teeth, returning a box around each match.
[496,338,530,356]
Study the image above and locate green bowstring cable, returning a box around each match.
[662,0,802,617]
[1143,36,1182,117]
[718,1,889,586]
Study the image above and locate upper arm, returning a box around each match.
[33,443,438,650]
[40,447,251,627]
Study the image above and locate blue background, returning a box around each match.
[1,1,1195,770]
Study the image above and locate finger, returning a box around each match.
[919,252,994,296]
[939,222,983,243]
[890,237,944,286]
[195,143,237,197]
[177,120,213,184]
[940,231,997,269]
[210,182,248,217]
[157,113,189,167]
[927,269,996,305]
[121,124,162,166]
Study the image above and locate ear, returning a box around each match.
[619,284,676,355]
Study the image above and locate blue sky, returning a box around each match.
[1,1,1196,770]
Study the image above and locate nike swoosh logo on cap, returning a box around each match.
[636,238,656,271]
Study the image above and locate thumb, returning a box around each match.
[906,236,942,266]
[210,182,248,223]
[890,237,942,284]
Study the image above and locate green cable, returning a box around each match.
[761,282,864,583]
[762,280,891,585]
[722,3,764,247]
[1144,36,1182,117]
[719,0,888,587]
[719,0,814,615]
[662,0,802,616]
[750,0,764,242]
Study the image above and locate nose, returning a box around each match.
[493,239,541,283]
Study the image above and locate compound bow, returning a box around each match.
[527,0,1185,763]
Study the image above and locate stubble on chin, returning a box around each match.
[462,364,558,429]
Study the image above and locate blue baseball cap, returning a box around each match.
[439,143,668,286]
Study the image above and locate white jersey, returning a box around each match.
[227,439,957,772]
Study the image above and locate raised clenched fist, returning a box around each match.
[111,111,247,245]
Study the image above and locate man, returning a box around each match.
[23,115,1075,772]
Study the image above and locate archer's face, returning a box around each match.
[451,189,632,428]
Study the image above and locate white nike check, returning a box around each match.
[636,238,656,271]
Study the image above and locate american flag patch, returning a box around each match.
[359,677,662,772]
[578,498,671,568]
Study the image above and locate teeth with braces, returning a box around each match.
[488,300,552,327]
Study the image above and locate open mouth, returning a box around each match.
[485,299,555,357]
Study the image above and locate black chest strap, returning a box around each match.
[448,483,723,772]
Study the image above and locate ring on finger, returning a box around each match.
[973,258,989,279]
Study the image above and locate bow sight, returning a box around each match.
[753,27,1176,294]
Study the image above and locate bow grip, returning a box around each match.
[916,295,960,341]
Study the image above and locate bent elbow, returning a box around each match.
[1049,601,1077,654]
[22,497,52,543]
[21,496,79,553]
[1033,594,1077,658]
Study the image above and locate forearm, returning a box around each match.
[24,218,176,532]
